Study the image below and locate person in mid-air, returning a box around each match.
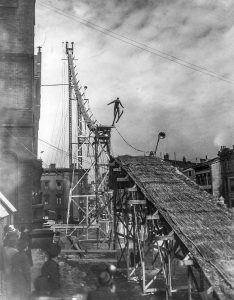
[107,97,124,126]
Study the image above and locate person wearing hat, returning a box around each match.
[87,271,119,300]
[19,225,33,266]
[3,224,19,247]
[40,243,61,295]
[11,239,31,299]
[2,231,19,297]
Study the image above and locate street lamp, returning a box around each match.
[154,132,166,156]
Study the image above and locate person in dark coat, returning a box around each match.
[40,243,61,295]
[87,271,118,300]
[31,274,51,298]
[11,239,31,300]
[19,225,33,266]
[2,232,19,297]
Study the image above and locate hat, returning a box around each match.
[8,225,16,232]
[46,243,61,258]
[98,271,113,286]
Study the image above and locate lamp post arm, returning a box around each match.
[154,136,160,156]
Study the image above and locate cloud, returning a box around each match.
[36,0,234,166]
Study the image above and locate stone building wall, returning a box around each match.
[210,158,222,198]
[0,0,42,225]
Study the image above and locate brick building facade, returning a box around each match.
[41,164,89,223]
[0,0,42,226]
[181,147,234,208]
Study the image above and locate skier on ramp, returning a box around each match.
[107,97,124,126]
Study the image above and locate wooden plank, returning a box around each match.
[62,249,85,253]
[144,288,159,293]
[51,224,100,229]
[117,175,129,182]
[146,212,159,220]
[61,249,117,253]
[179,259,194,266]
[113,167,122,172]
[127,186,137,192]
[155,235,175,241]
[129,200,146,205]
[68,258,117,263]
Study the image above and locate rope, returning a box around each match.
[5,128,50,168]
[38,0,234,85]
[114,126,149,154]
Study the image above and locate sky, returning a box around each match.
[35,0,234,167]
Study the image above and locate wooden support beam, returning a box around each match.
[113,167,122,172]
[155,235,175,241]
[68,258,117,263]
[146,212,159,220]
[179,259,194,266]
[52,224,100,230]
[117,175,129,182]
[61,249,117,254]
[127,186,137,192]
[129,200,147,205]
[188,266,192,300]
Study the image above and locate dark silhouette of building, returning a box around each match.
[163,153,195,170]
[0,0,42,226]
[181,147,234,208]
[213,146,234,207]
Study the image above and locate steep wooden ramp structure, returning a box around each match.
[110,155,234,300]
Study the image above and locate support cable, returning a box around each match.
[5,128,50,168]
[38,0,234,84]
[114,127,149,154]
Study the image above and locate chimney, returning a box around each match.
[182,156,186,163]
[49,163,56,170]
[164,153,169,161]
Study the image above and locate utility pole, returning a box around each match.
[66,42,74,223]
[66,42,74,168]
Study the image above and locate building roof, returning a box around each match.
[0,203,9,218]
[116,155,234,300]
[0,191,17,218]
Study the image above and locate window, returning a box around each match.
[229,178,234,193]
[44,195,50,205]
[44,181,49,190]
[57,196,62,205]
[56,181,62,190]
[188,171,192,177]
[196,172,210,186]
[207,173,211,185]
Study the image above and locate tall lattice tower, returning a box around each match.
[64,42,113,245]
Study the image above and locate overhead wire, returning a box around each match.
[39,138,91,165]
[5,128,50,168]
[41,84,68,86]
[38,0,234,84]
[114,126,150,154]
